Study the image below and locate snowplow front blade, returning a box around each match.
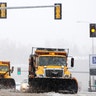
[29,78,78,94]
[0,78,16,89]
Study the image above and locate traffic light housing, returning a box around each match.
[17,67,21,75]
[0,2,7,18]
[90,24,96,37]
[54,3,62,20]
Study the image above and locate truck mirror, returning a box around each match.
[11,66,14,73]
[71,58,74,67]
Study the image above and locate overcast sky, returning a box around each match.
[0,0,96,64]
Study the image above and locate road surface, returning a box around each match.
[0,89,96,96]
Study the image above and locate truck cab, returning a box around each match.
[28,47,78,93]
[0,61,15,89]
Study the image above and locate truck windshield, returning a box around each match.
[0,66,8,71]
[39,56,66,66]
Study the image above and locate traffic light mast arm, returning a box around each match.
[0,3,62,20]
[0,5,54,10]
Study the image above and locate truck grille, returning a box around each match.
[45,69,63,77]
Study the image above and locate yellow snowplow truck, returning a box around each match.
[28,47,78,93]
[0,61,15,89]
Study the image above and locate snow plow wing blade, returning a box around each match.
[29,78,78,94]
[0,78,16,89]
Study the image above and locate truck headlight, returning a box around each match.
[44,66,47,68]
[64,74,71,78]
[61,66,64,69]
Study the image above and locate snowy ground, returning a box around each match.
[0,89,96,96]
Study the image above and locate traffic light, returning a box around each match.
[90,24,96,37]
[54,3,62,20]
[17,67,21,75]
[0,2,7,18]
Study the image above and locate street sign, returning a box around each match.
[92,56,96,64]
[90,69,96,75]
[89,54,96,67]
[89,54,96,75]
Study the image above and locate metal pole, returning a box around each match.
[92,38,94,91]
[92,38,94,54]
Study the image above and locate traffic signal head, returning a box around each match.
[54,3,62,20]
[90,24,96,37]
[0,2,7,18]
[17,67,21,75]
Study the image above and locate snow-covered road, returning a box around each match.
[0,89,96,96]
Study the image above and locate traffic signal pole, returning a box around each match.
[77,21,96,91]
[92,38,94,54]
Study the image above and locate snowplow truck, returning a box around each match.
[0,61,15,89]
[28,47,78,93]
